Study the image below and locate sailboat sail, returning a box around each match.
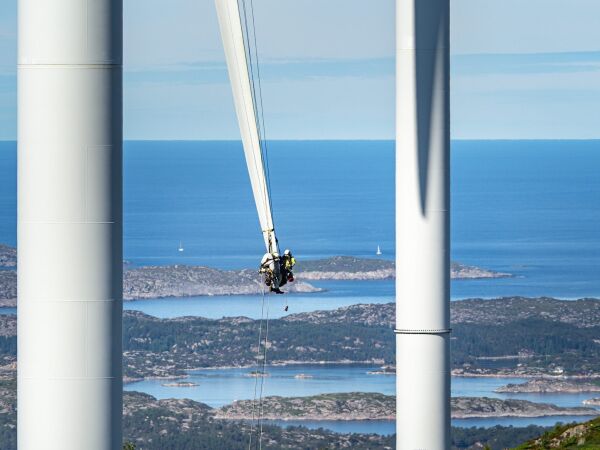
[215,0,278,255]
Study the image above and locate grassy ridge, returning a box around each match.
[514,417,600,449]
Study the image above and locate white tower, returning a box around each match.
[395,0,450,448]
[18,0,123,448]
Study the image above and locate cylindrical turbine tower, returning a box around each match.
[396,0,450,448]
[18,0,123,448]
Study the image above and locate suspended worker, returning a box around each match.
[259,251,284,294]
[281,249,296,283]
[259,249,296,294]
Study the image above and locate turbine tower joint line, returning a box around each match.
[394,328,452,335]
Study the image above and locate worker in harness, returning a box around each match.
[280,249,296,284]
[259,251,284,294]
[259,249,296,294]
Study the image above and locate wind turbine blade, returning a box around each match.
[215,0,277,254]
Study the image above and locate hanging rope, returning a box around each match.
[244,284,272,450]
[257,289,271,450]
[234,2,276,447]
[246,284,266,450]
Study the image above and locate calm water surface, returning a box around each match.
[124,280,393,319]
[266,414,600,436]
[125,364,600,432]
[1,140,600,298]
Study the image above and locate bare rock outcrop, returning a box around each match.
[496,379,600,394]
[215,393,600,421]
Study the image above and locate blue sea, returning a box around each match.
[2,140,600,433]
[1,140,599,298]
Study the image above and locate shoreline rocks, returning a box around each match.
[452,396,599,419]
[215,393,600,421]
[0,245,16,268]
[0,271,16,307]
[123,265,321,300]
[496,379,600,394]
[0,244,513,306]
[161,381,199,387]
[295,256,511,281]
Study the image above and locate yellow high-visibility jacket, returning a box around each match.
[284,256,296,270]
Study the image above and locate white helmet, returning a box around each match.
[284,249,291,256]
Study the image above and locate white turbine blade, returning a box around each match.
[215,0,278,254]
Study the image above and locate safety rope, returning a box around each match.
[235,3,275,447]
[257,287,271,450]
[247,284,267,450]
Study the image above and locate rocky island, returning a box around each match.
[0,244,16,268]
[216,392,395,420]
[451,396,599,419]
[215,392,600,421]
[0,271,16,307]
[122,265,320,300]
[0,243,512,308]
[583,398,600,406]
[367,365,396,375]
[161,381,199,387]
[496,379,600,394]
[295,256,511,281]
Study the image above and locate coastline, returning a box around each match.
[214,393,600,421]
[123,360,389,384]
[0,247,515,307]
[122,360,600,385]
[453,371,600,380]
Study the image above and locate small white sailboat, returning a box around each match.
[376,245,382,255]
[178,241,184,252]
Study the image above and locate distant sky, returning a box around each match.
[1,0,600,140]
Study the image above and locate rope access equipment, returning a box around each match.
[215,0,297,447]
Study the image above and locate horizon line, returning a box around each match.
[2,138,600,143]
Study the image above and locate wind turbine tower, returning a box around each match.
[396,0,451,448]
[18,0,123,448]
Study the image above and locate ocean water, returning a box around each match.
[267,415,600,436]
[126,139,600,301]
[1,140,599,298]
[124,279,394,319]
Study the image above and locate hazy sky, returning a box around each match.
[1,0,600,140]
